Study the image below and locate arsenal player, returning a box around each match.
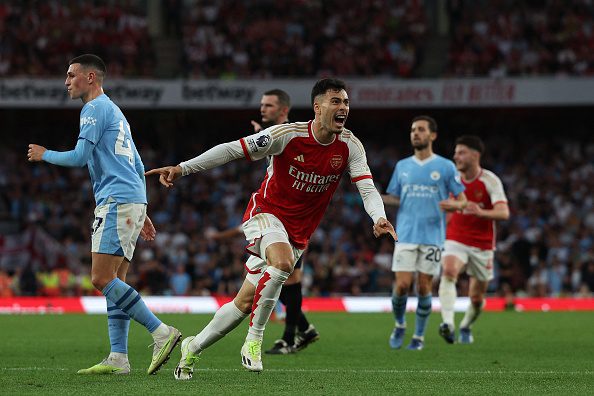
[438,135,510,344]
[146,78,396,378]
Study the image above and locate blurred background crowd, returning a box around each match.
[1,0,593,78]
[1,0,594,299]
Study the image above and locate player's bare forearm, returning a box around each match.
[455,192,467,210]
[208,226,243,241]
[381,194,400,207]
[478,203,510,221]
[439,193,466,212]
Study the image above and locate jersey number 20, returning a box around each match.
[115,120,134,165]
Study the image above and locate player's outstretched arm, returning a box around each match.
[28,139,93,167]
[146,141,247,188]
[145,165,182,188]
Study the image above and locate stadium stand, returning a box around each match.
[0,0,427,78]
[0,1,155,77]
[446,0,594,77]
[179,0,427,78]
[2,1,593,78]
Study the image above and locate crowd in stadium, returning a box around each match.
[0,0,155,77]
[446,0,594,77]
[2,1,594,78]
[179,0,427,78]
[2,132,594,299]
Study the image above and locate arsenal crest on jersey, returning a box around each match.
[330,154,343,169]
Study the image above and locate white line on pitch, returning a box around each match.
[194,368,592,375]
[3,367,591,375]
[1,367,69,371]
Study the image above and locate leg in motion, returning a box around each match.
[439,255,465,344]
[407,272,433,351]
[174,280,253,380]
[390,272,412,349]
[78,260,131,375]
[242,241,293,371]
[459,277,488,344]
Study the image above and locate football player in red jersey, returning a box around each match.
[211,89,321,355]
[438,135,510,344]
[146,78,396,378]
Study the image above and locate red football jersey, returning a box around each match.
[446,168,507,250]
[239,121,372,249]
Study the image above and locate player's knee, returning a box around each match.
[417,284,432,296]
[470,295,483,307]
[442,270,458,281]
[91,273,112,291]
[269,258,294,274]
[395,283,410,295]
[233,296,253,314]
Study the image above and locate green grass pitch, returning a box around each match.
[1,312,593,395]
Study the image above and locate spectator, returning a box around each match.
[170,264,192,296]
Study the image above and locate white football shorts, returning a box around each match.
[242,213,303,285]
[443,239,494,282]
[91,201,146,261]
[391,243,443,276]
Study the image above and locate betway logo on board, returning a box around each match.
[3,78,594,108]
[182,84,256,105]
[288,165,340,193]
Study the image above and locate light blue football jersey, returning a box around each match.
[78,94,146,206]
[387,154,464,246]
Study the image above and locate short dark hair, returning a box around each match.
[412,115,438,133]
[455,135,485,154]
[264,89,291,109]
[311,78,347,106]
[69,54,106,78]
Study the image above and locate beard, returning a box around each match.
[412,141,429,150]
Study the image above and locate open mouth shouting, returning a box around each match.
[334,113,347,129]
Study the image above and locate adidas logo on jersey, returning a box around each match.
[294,154,305,162]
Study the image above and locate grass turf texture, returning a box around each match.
[1,312,593,395]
